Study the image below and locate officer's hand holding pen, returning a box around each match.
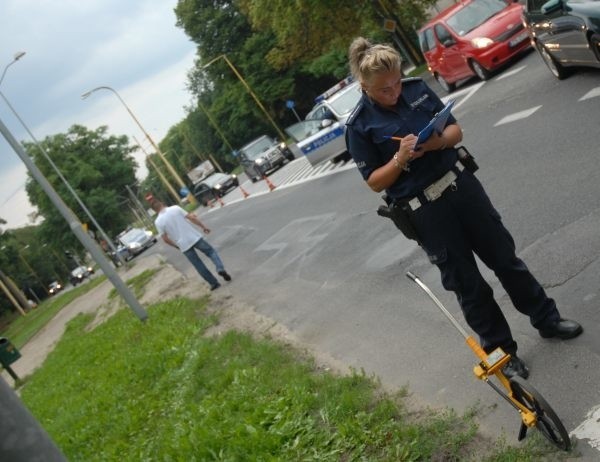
[391,134,424,167]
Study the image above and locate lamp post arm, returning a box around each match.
[83,86,196,205]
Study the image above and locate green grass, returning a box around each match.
[0,276,106,349]
[18,296,568,461]
[108,268,160,300]
[407,64,429,77]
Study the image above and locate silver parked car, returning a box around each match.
[117,228,157,259]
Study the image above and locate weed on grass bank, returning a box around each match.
[20,296,568,461]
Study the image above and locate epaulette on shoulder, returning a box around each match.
[401,77,423,84]
[345,100,364,126]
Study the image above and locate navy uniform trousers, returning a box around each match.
[406,169,560,355]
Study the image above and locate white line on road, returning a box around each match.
[441,81,485,110]
[494,65,527,81]
[571,405,600,451]
[494,105,542,126]
[579,87,600,101]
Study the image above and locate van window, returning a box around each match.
[419,28,437,52]
[446,0,507,36]
[434,24,453,46]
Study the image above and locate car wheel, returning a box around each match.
[537,42,568,79]
[434,73,455,93]
[470,59,492,81]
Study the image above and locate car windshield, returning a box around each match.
[241,137,275,159]
[119,229,147,245]
[446,0,508,36]
[328,84,362,116]
[202,173,228,187]
[285,120,328,143]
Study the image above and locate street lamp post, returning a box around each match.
[0,51,25,87]
[0,115,148,321]
[195,99,235,154]
[18,245,49,295]
[201,54,287,142]
[81,86,196,206]
[0,53,125,266]
[132,135,181,204]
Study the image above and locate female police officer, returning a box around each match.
[345,37,582,379]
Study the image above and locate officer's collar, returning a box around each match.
[362,92,404,112]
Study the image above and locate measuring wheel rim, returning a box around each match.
[509,376,571,451]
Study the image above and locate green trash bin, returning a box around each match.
[0,337,21,367]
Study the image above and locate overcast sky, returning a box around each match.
[0,0,198,230]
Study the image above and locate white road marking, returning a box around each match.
[579,87,600,101]
[494,105,542,126]
[441,81,485,110]
[571,405,600,450]
[494,65,527,81]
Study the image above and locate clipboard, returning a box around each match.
[414,100,455,147]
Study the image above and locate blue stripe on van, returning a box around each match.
[301,127,344,154]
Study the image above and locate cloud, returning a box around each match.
[0,0,197,230]
[0,162,37,228]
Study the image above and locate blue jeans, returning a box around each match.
[182,238,225,287]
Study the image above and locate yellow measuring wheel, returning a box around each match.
[407,272,571,451]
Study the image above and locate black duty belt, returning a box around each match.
[404,161,464,211]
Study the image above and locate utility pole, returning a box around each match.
[133,136,181,204]
[125,184,153,228]
[0,115,148,322]
[182,129,224,173]
[0,274,26,316]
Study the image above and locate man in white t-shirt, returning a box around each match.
[151,199,231,291]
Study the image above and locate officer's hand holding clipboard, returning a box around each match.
[413,100,455,149]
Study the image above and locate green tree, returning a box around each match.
[171,0,435,177]
[24,125,138,253]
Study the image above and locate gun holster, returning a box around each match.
[377,195,420,242]
[457,146,479,173]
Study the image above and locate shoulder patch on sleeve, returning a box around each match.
[345,100,364,126]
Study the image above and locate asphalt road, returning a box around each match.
[151,51,600,457]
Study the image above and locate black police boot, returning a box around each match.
[502,356,529,379]
[539,318,583,340]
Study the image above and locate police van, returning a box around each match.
[285,77,362,166]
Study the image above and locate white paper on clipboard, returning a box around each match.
[414,100,455,147]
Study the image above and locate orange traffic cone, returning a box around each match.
[239,185,250,198]
[263,175,276,191]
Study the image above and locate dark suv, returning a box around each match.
[237,135,294,182]
[192,172,239,206]
[522,0,600,79]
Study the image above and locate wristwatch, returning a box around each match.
[393,153,410,172]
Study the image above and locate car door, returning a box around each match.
[434,23,472,81]
[527,0,594,63]
[285,119,346,166]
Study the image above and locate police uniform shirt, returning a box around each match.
[346,78,459,200]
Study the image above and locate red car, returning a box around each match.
[418,0,531,92]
